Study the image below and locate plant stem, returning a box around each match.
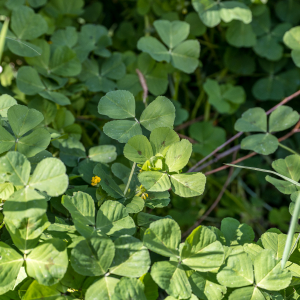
[281,193,300,269]
[204,101,210,122]
[173,72,180,101]
[191,89,205,120]
[136,69,148,107]
[0,18,9,64]
[188,89,300,172]
[144,15,150,36]
[124,162,136,197]
[278,143,299,155]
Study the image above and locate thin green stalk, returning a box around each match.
[144,15,150,36]
[124,162,136,197]
[173,72,180,101]
[278,142,299,155]
[204,101,210,122]
[191,89,205,119]
[281,193,300,269]
[0,18,9,63]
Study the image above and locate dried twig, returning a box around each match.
[177,133,197,144]
[188,90,300,173]
[205,120,300,176]
[136,69,148,107]
[182,151,238,240]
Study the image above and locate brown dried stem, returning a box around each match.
[136,68,148,107]
[188,89,300,173]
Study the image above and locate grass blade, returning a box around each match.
[281,193,300,269]
[0,18,9,64]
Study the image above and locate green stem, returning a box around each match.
[124,162,136,197]
[278,143,299,155]
[0,18,9,64]
[14,140,18,151]
[144,15,150,36]
[204,101,210,122]
[281,193,300,269]
[173,72,180,101]
[191,89,205,120]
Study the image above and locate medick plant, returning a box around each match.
[1,0,300,300]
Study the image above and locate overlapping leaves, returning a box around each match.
[235,106,299,155]
[98,90,176,143]
[137,20,200,73]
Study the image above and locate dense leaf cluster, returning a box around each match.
[1,0,300,299]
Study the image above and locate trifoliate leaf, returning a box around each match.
[185,12,207,37]
[241,134,279,155]
[28,157,69,197]
[98,90,136,119]
[143,218,180,258]
[62,192,96,238]
[154,20,189,49]
[150,127,180,156]
[125,196,144,214]
[70,237,114,276]
[138,171,171,192]
[139,273,159,300]
[170,40,200,74]
[23,280,62,300]
[254,249,292,290]
[140,96,175,131]
[113,277,147,300]
[85,277,119,300]
[88,145,117,163]
[26,239,68,286]
[17,66,45,95]
[189,122,226,156]
[49,45,82,77]
[217,247,253,287]
[226,21,256,47]
[181,226,225,272]
[192,0,252,28]
[110,235,150,277]
[0,242,23,295]
[269,106,299,132]
[103,120,142,143]
[124,135,153,164]
[170,173,206,198]
[6,213,49,254]
[151,261,191,299]
[165,139,192,172]
[17,128,51,157]
[137,36,170,63]
[221,218,255,247]
[96,200,136,237]
[234,107,267,132]
[0,152,30,186]
[228,286,264,300]
[8,105,44,137]
[0,95,17,117]
[189,272,227,300]
[4,187,47,222]
[204,79,245,114]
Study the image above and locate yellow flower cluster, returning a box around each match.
[91,176,101,186]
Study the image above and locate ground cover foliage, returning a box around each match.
[1,0,300,299]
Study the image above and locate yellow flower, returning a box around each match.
[91,176,101,186]
[141,193,148,200]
